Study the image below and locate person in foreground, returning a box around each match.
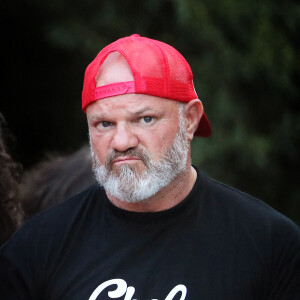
[1,34,299,299]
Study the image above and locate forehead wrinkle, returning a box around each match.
[96,95,158,114]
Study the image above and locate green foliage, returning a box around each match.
[2,0,300,223]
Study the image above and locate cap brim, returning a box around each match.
[194,113,212,137]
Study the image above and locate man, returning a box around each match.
[1,34,299,299]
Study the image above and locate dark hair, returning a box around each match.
[0,114,23,245]
[20,145,95,221]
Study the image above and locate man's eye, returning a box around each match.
[142,116,153,124]
[99,121,111,128]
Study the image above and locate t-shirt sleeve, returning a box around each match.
[267,217,300,299]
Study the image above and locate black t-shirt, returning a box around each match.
[1,170,300,299]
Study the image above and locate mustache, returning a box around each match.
[105,148,151,168]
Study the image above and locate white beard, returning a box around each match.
[90,106,189,203]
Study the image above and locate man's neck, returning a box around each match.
[106,166,197,212]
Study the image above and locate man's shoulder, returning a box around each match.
[203,174,300,233]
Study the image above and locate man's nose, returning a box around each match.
[111,123,138,152]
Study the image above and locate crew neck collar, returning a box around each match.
[102,167,207,223]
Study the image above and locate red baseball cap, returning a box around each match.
[82,34,212,137]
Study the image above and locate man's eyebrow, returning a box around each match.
[88,113,106,121]
[88,107,158,121]
[131,107,157,115]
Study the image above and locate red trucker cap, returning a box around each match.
[82,34,212,137]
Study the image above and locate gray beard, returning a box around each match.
[90,107,189,203]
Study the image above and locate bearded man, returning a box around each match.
[1,34,299,300]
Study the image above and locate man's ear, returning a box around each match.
[184,99,203,141]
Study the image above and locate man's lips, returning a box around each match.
[112,157,141,164]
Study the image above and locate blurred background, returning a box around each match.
[1,0,299,224]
